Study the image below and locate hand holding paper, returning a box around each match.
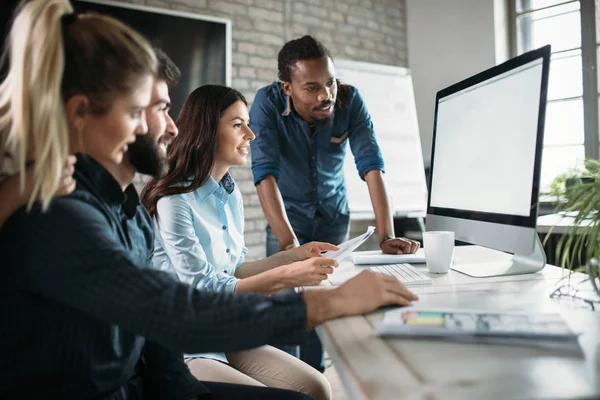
[286,241,339,262]
[322,226,375,261]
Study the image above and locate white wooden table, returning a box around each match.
[315,246,600,400]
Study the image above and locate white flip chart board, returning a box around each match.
[335,59,428,218]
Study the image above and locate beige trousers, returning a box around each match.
[185,345,331,400]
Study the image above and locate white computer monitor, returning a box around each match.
[426,45,551,277]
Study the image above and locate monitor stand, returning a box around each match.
[450,235,546,278]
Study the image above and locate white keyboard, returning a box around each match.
[369,263,433,286]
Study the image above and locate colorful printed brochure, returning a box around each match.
[374,307,579,344]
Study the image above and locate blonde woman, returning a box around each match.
[0,0,155,227]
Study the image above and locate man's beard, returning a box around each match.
[127,134,168,177]
[312,113,334,127]
[311,100,335,126]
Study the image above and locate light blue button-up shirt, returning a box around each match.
[152,172,247,362]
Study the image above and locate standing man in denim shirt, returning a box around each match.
[250,35,421,371]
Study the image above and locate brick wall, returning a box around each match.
[123,0,408,259]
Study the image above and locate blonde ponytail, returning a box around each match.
[0,0,73,210]
[0,0,156,210]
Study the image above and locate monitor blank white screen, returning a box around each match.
[430,60,543,217]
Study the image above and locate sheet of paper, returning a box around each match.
[352,249,426,265]
[322,226,375,261]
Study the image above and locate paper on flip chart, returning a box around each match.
[322,226,375,261]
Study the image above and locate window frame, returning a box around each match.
[509,0,599,161]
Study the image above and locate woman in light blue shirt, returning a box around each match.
[141,85,335,399]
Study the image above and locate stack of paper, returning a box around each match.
[352,249,426,265]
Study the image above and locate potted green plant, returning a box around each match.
[546,159,600,296]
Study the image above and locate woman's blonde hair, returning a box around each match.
[0,0,157,210]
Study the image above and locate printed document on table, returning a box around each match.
[322,226,375,261]
[374,307,580,351]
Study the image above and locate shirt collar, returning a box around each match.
[220,172,235,194]
[75,154,126,205]
[194,172,235,203]
[282,94,292,117]
[281,89,310,126]
[74,154,141,219]
[122,184,141,219]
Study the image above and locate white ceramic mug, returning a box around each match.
[423,231,455,274]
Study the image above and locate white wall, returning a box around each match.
[406,0,508,166]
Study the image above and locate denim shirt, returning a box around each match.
[152,173,247,363]
[250,81,385,221]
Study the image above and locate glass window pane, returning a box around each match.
[544,98,585,146]
[597,0,600,43]
[541,145,585,190]
[516,2,580,53]
[598,46,600,93]
[517,0,575,13]
[547,51,582,100]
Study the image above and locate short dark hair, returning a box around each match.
[277,35,351,108]
[154,47,180,87]
[277,35,332,82]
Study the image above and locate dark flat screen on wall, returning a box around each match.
[1,0,228,119]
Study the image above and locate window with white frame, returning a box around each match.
[514,0,598,189]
